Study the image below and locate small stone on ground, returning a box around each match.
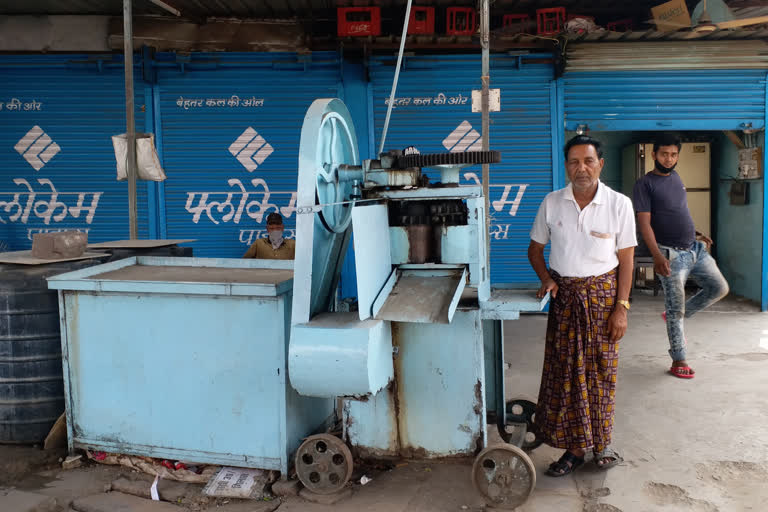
[270,479,301,497]
[111,476,202,504]
[62,455,83,470]
[72,491,182,512]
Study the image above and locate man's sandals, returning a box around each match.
[545,448,623,477]
[669,365,695,379]
[594,447,623,470]
[545,451,584,477]
[661,313,696,379]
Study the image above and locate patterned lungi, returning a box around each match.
[535,268,619,454]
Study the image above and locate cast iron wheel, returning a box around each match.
[295,434,354,495]
[498,398,543,452]
[472,443,536,509]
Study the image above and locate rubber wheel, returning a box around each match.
[472,443,536,509]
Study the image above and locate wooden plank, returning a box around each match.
[716,15,768,29]
[723,130,747,149]
[0,250,106,265]
[87,239,196,249]
[43,413,67,450]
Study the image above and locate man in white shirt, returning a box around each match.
[528,135,636,477]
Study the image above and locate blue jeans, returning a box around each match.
[657,241,729,362]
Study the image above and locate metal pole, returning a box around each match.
[379,0,412,157]
[124,0,138,239]
[480,0,491,268]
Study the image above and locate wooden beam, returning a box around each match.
[723,130,746,149]
[715,15,768,29]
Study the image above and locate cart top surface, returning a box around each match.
[92,265,294,285]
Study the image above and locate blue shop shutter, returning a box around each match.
[370,54,555,285]
[564,70,767,131]
[0,55,150,251]
[155,52,340,257]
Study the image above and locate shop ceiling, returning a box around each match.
[1,0,765,27]
[0,1,700,20]
[1,0,767,51]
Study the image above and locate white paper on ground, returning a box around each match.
[150,475,160,501]
[202,466,270,499]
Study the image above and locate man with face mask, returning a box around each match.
[243,212,296,260]
[633,133,729,380]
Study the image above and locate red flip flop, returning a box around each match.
[669,366,695,379]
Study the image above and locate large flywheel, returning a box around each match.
[298,98,359,234]
[292,99,360,325]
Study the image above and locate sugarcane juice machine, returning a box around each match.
[288,99,547,508]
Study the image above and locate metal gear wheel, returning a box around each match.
[397,150,501,169]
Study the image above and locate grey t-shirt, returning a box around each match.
[633,171,696,249]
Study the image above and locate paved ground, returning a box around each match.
[1,293,766,511]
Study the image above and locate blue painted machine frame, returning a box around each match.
[48,256,334,476]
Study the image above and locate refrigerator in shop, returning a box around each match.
[621,142,711,238]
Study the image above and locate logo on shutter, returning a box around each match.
[442,121,482,153]
[228,127,274,172]
[14,126,60,171]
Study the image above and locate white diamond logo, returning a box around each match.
[442,120,482,153]
[15,125,61,171]
[228,127,273,172]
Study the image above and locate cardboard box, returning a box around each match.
[651,0,691,31]
[738,147,762,179]
[31,231,88,259]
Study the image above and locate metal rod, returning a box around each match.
[378,0,412,157]
[149,0,181,16]
[762,74,768,311]
[480,0,491,268]
[124,0,138,240]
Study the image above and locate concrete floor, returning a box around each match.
[2,293,766,511]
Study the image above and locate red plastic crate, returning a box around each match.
[337,7,381,37]
[536,7,566,36]
[447,7,476,36]
[408,6,435,35]
[607,18,634,32]
[502,14,530,33]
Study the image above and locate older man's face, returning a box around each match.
[266,223,284,234]
[566,144,604,192]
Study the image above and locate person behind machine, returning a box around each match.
[633,133,729,380]
[243,212,295,260]
[528,135,636,477]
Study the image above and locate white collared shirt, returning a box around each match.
[530,181,637,278]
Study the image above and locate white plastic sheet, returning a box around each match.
[112,133,167,182]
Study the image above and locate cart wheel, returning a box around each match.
[295,434,354,495]
[472,444,536,509]
[498,398,543,452]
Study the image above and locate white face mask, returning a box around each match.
[268,230,284,249]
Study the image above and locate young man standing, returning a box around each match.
[633,134,729,379]
[529,135,636,476]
